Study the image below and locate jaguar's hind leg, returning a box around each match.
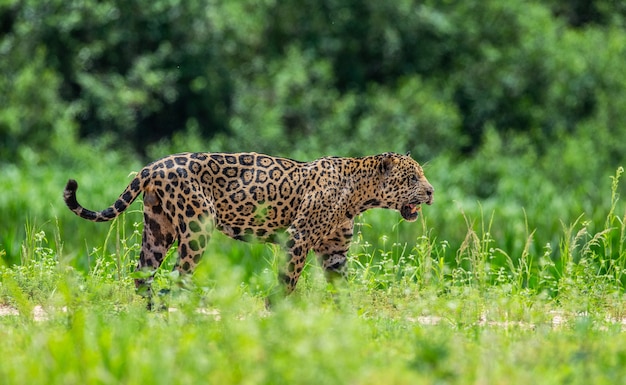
[171,186,215,279]
[135,192,176,300]
[174,212,214,277]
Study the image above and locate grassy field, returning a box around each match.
[1,211,626,383]
[1,154,626,384]
[2,283,626,385]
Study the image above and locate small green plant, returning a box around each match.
[0,222,61,304]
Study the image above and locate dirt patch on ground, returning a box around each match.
[0,304,50,321]
[1,304,625,330]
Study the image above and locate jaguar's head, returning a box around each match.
[379,152,434,222]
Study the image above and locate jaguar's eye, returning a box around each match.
[410,175,418,183]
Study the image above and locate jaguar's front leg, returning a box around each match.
[264,233,311,308]
[136,192,176,309]
[314,219,354,283]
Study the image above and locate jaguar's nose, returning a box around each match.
[425,184,434,205]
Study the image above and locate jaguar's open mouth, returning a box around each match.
[400,202,422,221]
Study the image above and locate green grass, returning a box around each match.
[1,253,626,385]
[2,294,626,385]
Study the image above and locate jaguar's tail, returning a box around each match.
[63,177,143,222]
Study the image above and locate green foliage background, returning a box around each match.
[1,0,626,290]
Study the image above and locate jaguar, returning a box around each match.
[64,152,434,298]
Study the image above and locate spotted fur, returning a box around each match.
[64,152,434,295]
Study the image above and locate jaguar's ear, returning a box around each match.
[380,154,400,176]
[405,151,411,157]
